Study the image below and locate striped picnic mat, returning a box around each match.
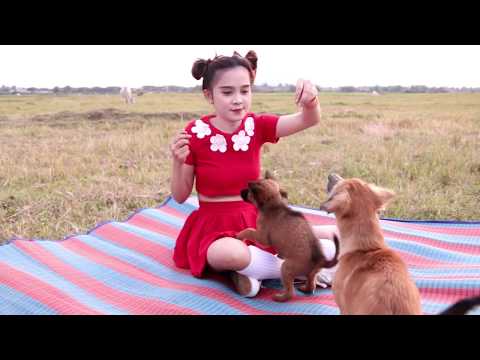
[1,196,480,315]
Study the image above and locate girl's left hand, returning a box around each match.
[295,79,318,109]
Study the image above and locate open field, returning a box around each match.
[1,92,479,242]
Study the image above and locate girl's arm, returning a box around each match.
[276,79,321,138]
[170,131,195,203]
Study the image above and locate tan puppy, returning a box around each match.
[237,172,339,302]
[320,175,423,314]
[321,174,480,315]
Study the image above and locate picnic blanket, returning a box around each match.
[1,196,480,315]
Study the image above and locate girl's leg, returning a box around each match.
[206,237,251,272]
[206,237,258,297]
[206,237,283,297]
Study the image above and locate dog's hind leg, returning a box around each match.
[273,260,296,302]
[298,269,318,294]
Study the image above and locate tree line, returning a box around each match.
[1,84,480,95]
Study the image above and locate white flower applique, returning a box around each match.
[191,119,211,139]
[244,116,255,136]
[232,130,251,151]
[210,134,227,153]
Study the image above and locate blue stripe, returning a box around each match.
[0,283,57,315]
[415,277,480,288]
[35,239,246,315]
[409,267,480,275]
[78,233,340,315]
[161,199,197,215]
[0,244,126,314]
[385,221,480,228]
[140,209,184,229]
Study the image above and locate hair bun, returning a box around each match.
[192,59,210,80]
[245,50,258,71]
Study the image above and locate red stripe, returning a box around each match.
[155,205,190,219]
[373,247,447,267]
[415,275,480,280]
[302,213,336,225]
[420,287,480,300]
[63,237,278,315]
[382,229,480,255]
[302,212,480,256]
[126,213,180,238]
[382,220,480,236]
[116,216,351,311]
[0,261,101,315]
[91,224,278,314]
[257,288,338,308]
[14,241,198,315]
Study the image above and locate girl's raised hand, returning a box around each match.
[170,130,192,164]
[295,79,319,109]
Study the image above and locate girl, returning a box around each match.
[170,50,338,297]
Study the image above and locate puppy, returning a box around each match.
[321,174,480,315]
[237,172,339,302]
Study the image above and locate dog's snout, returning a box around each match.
[319,201,330,213]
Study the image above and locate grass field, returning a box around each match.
[1,92,479,242]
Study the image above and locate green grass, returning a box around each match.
[1,92,479,242]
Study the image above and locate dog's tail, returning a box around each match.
[438,295,480,315]
[321,234,340,269]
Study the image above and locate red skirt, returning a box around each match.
[173,200,276,277]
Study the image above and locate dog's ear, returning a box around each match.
[279,189,288,200]
[369,184,395,210]
[264,170,276,181]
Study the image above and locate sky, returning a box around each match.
[1,45,480,89]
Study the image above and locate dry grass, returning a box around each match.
[1,92,479,242]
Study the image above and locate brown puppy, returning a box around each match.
[320,176,423,314]
[237,172,339,302]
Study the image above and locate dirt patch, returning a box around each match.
[25,109,203,123]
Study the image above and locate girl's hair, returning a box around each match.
[191,50,258,90]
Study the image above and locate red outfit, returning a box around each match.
[173,112,280,277]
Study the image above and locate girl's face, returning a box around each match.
[204,66,252,123]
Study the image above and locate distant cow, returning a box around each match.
[120,87,135,104]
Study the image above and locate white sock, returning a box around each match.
[237,245,283,280]
[295,238,338,288]
[316,238,339,287]
[237,240,339,286]
[243,277,261,298]
[319,238,337,261]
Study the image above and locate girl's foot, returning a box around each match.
[230,272,261,297]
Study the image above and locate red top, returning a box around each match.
[184,112,280,197]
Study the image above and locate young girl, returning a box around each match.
[170,50,339,297]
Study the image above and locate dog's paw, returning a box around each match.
[236,228,255,240]
[235,231,247,240]
[297,284,315,295]
[273,292,292,302]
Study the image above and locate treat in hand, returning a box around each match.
[295,79,318,108]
